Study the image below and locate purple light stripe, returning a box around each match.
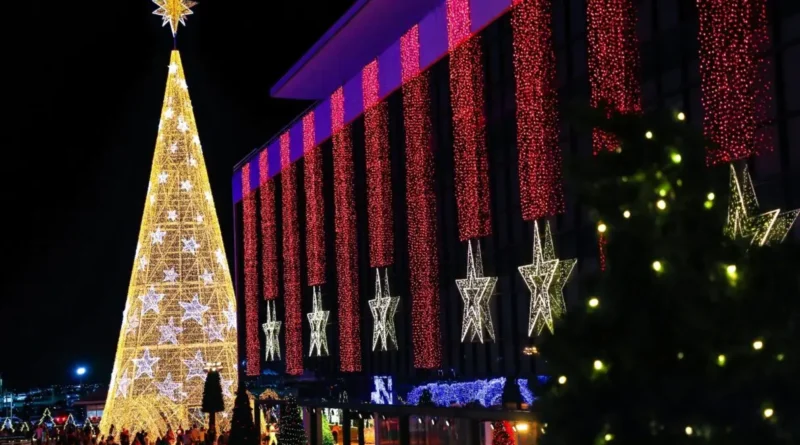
[267,140,281,178]
[315,98,332,146]
[290,124,304,164]
[378,41,402,98]
[471,0,511,34]
[344,73,364,124]
[419,4,449,71]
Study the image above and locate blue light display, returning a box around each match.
[404,378,536,407]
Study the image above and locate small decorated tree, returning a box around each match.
[228,383,256,445]
[278,397,307,445]
[321,414,335,445]
[491,421,516,445]
[202,368,225,444]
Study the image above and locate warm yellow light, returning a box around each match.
[753,340,763,350]
[597,223,607,233]
[717,354,727,366]
[704,200,714,209]
[152,0,197,36]
[99,51,238,436]
[652,261,663,272]
[677,351,684,360]
[658,188,668,197]
[516,423,529,432]
[763,408,774,419]
[777,353,785,361]
[670,152,682,164]
[707,192,715,201]
[588,297,599,308]
[656,199,667,210]
[677,112,686,121]
[645,131,653,139]
[557,375,567,385]
[604,433,614,441]
[726,264,737,275]
[685,426,693,436]
[623,210,631,219]
[593,360,604,371]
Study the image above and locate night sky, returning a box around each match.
[3,0,354,389]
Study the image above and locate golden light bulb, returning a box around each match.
[752,340,763,350]
[604,433,614,441]
[623,210,631,219]
[652,261,663,272]
[677,111,686,121]
[593,360,604,371]
[645,131,653,139]
[597,223,607,233]
[717,354,726,366]
[763,408,774,419]
[588,297,599,308]
[685,426,693,436]
[557,375,567,385]
[656,199,667,210]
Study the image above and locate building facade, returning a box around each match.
[232,0,799,443]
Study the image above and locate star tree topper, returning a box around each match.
[152,0,197,36]
[724,164,798,246]
[262,300,282,361]
[307,286,330,357]
[369,269,400,351]
[457,240,498,343]
[518,221,576,336]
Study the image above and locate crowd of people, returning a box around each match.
[8,423,231,445]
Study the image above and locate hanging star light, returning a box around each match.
[307,286,330,357]
[132,349,160,379]
[158,317,184,345]
[203,316,226,342]
[724,164,798,246]
[262,300,282,361]
[152,0,197,37]
[180,295,209,324]
[518,221,577,336]
[183,350,206,381]
[456,240,498,343]
[368,269,400,351]
[155,373,183,401]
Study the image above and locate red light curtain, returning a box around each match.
[280,133,304,375]
[241,165,260,376]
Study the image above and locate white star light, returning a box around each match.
[192,135,201,146]
[126,313,140,335]
[155,373,183,401]
[456,240,498,343]
[115,369,132,398]
[158,171,169,184]
[262,300,282,361]
[188,156,198,167]
[138,256,149,271]
[165,107,174,119]
[183,350,206,381]
[196,213,204,223]
[132,349,160,379]
[182,237,200,254]
[177,116,189,133]
[222,303,237,331]
[167,210,178,221]
[179,78,188,90]
[139,286,165,315]
[215,249,228,270]
[200,269,214,285]
[307,286,330,357]
[180,295,209,324]
[151,227,166,244]
[180,180,193,191]
[369,269,400,351]
[205,191,214,202]
[203,316,226,342]
[168,63,179,75]
[158,317,184,345]
[150,194,157,204]
[163,267,179,282]
[221,377,234,398]
[170,142,179,153]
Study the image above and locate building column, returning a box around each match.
[373,414,381,445]
[398,415,410,445]
[357,415,365,445]
[342,410,352,445]
[253,401,261,440]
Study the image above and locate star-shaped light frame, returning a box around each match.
[724,164,798,246]
[152,0,197,37]
[262,300,282,361]
[518,221,576,336]
[307,286,330,357]
[456,240,498,343]
[368,269,400,351]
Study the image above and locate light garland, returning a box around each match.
[281,132,304,376]
[368,269,400,351]
[152,0,196,36]
[401,25,441,369]
[724,164,798,245]
[242,164,261,377]
[518,221,576,336]
[512,0,565,220]
[405,378,535,407]
[586,0,641,154]
[370,376,395,404]
[100,51,238,436]
[259,150,278,300]
[457,240,498,343]
[262,300,281,361]
[697,0,772,165]
[303,112,326,287]
[307,286,330,357]
[332,87,362,371]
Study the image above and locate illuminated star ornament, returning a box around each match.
[139,286,165,315]
[456,241,498,343]
[183,350,206,381]
[724,164,798,246]
[368,269,400,351]
[262,300,282,361]
[132,349,160,379]
[115,369,132,398]
[180,295,209,324]
[203,316,226,342]
[152,0,197,36]
[307,286,330,357]
[158,317,184,345]
[518,221,576,336]
[155,373,183,401]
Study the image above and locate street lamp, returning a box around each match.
[76,367,87,386]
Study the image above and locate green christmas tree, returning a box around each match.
[202,369,225,443]
[228,384,256,445]
[321,413,334,445]
[278,397,307,445]
[534,108,800,444]
[491,421,515,445]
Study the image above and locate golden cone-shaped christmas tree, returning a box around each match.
[99,47,238,436]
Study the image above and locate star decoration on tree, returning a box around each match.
[456,240,498,343]
[368,269,400,351]
[177,116,190,133]
[138,256,149,271]
[200,269,214,285]
[180,180,193,192]
[203,316,226,342]
[152,0,197,36]
[168,63,179,75]
[518,221,576,336]
[262,300,282,361]
[163,267,179,282]
[307,286,330,357]
[215,249,228,269]
[126,313,140,335]
[222,303,237,331]
[724,164,798,246]
[183,350,206,381]
[132,349,160,379]
[196,213,204,223]
[151,227,167,244]
[158,317,184,345]
[154,373,183,401]
[139,286,165,315]
[115,369,132,398]
[220,376,234,398]
[167,210,178,221]
[188,156,198,167]
[180,295,209,324]
[170,141,179,153]
[165,108,174,119]
[182,237,200,254]
[158,172,169,184]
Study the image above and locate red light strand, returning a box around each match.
[586,0,642,155]
[447,0,492,240]
[259,151,279,300]
[241,164,260,376]
[512,0,565,221]
[363,60,394,268]
[697,0,772,165]
[280,133,303,376]
[401,26,441,369]
[332,88,362,372]
[304,113,326,286]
